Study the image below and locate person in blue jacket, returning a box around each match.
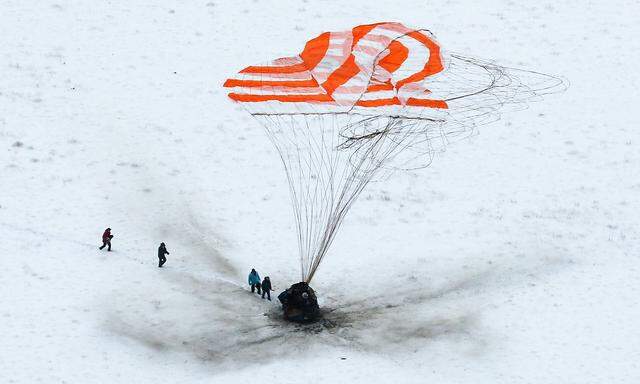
[248,268,261,294]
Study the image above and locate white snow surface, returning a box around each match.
[1,0,639,383]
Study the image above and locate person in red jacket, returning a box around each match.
[99,228,113,251]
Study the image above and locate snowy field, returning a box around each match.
[2,0,639,383]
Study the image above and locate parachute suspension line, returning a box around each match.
[257,111,446,283]
[260,114,305,281]
[305,116,422,283]
[309,114,375,281]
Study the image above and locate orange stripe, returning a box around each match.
[395,31,444,90]
[377,40,409,74]
[238,32,330,75]
[300,32,331,69]
[321,55,362,95]
[351,22,388,46]
[228,93,333,103]
[240,62,308,74]
[355,97,401,107]
[353,97,448,108]
[406,98,448,108]
[366,83,394,92]
[224,79,319,88]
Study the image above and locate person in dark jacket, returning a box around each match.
[261,276,273,300]
[248,268,261,294]
[99,228,113,251]
[158,242,169,267]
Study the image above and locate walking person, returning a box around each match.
[158,242,169,268]
[261,276,273,301]
[248,268,261,294]
[99,228,113,251]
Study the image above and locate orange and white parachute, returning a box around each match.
[225,22,449,118]
[224,22,563,283]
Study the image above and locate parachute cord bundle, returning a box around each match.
[258,113,446,282]
[259,113,381,282]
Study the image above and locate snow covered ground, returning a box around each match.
[2,0,639,382]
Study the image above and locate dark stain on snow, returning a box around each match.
[105,254,568,370]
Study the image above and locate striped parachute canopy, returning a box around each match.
[224,22,563,283]
[225,22,448,119]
